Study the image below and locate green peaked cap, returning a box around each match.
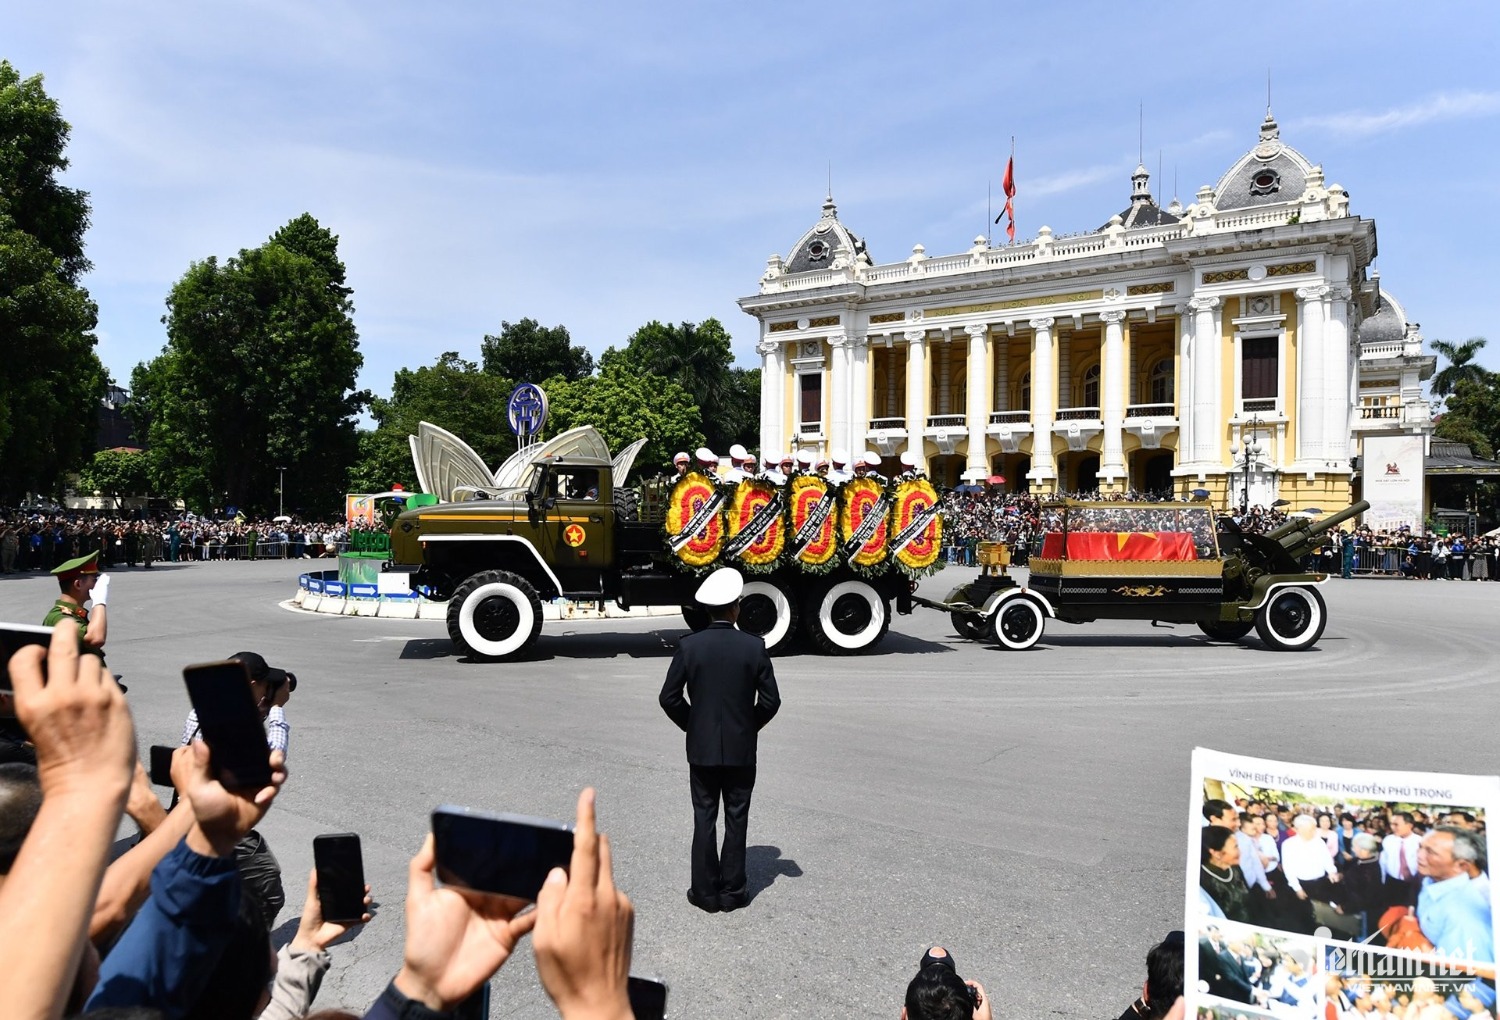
[51,551,100,577]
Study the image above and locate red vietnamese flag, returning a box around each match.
[994,155,1017,240]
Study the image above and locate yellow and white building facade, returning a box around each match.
[739,111,1435,516]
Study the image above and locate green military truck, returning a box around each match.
[385,453,916,661]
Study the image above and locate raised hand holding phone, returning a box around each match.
[292,867,372,954]
[313,833,367,925]
[533,788,635,1020]
[181,660,272,790]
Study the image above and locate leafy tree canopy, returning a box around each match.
[75,448,153,499]
[601,318,755,451]
[0,61,104,500]
[1431,337,1489,399]
[139,215,367,514]
[1436,370,1500,462]
[481,318,593,384]
[543,360,703,475]
[348,352,517,494]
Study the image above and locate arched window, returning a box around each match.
[1018,371,1031,411]
[1082,364,1101,408]
[1149,358,1174,405]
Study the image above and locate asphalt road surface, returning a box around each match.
[3,560,1497,1019]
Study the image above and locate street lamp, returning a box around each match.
[277,466,286,519]
[1228,415,1266,516]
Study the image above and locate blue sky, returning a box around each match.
[9,2,1500,401]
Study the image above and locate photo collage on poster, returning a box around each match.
[1187,749,1498,1020]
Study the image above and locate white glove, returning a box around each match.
[91,573,111,606]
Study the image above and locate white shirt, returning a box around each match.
[1381,833,1421,881]
[1257,832,1282,872]
[1281,835,1340,890]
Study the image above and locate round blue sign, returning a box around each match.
[507,383,549,436]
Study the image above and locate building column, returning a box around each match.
[994,334,1009,411]
[904,329,927,461]
[937,335,952,414]
[1295,285,1329,464]
[828,331,851,456]
[1188,296,1221,465]
[757,337,784,457]
[850,334,870,456]
[1028,316,1056,486]
[1058,330,1072,409]
[964,323,989,481]
[884,341,900,418]
[1100,309,1127,485]
[1325,286,1353,466]
[1174,303,1192,469]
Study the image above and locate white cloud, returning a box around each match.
[1297,91,1500,139]
[1025,163,1122,198]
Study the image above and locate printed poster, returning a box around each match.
[1187,748,1499,1019]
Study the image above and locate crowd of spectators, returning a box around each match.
[0,513,353,572]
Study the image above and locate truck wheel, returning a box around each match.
[992,597,1045,651]
[1254,586,1326,651]
[950,611,986,641]
[1197,619,1255,642]
[448,570,543,660]
[681,606,710,632]
[738,579,799,654]
[804,579,890,654]
[616,488,639,522]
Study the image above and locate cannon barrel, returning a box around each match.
[1269,500,1371,554]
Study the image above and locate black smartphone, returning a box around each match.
[148,745,176,787]
[0,623,55,692]
[452,984,490,1020]
[181,660,272,790]
[431,805,574,902]
[313,832,366,924]
[628,976,669,1020]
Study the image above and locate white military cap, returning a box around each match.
[780,452,795,465]
[694,566,744,607]
[899,450,919,468]
[695,447,716,465]
[831,447,849,466]
[673,451,690,464]
[729,443,750,462]
[862,450,881,467]
[796,450,814,467]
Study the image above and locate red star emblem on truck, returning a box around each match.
[563,524,586,547]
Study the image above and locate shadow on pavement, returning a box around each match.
[746,844,802,902]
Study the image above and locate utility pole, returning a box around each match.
[277,466,286,518]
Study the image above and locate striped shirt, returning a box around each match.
[180,706,290,758]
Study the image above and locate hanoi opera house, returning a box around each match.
[738,110,1436,529]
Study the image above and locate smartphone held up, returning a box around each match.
[431,805,574,902]
[181,660,272,790]
[313,833,366,924]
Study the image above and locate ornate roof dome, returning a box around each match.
[1098,163,1180,230]
[783,194,872,274]
[1212,109,1319,211]
[1359,286,1409,345]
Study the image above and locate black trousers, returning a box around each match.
[689,764,755,905]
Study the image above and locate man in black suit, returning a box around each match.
[659,567,781,913]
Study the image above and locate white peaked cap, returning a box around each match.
[729,444,750,461]
[796,450,814,466]
[862,450,881,466]
[899,451,919,467]
[694,566,744,607]
[695,447,716,464]
[673,451,690,464]
[831,447,849,465]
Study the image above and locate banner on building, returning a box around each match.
[1362,434,1424,532]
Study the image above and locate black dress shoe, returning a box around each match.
[686,890,720,913]
[719,895,748,912]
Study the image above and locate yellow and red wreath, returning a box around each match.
[891,477,942,576]
[726,479,784,570]
[666,472,724,569]
[839,476,890,569]
[787,474,837,570]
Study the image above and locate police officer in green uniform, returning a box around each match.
[44,551,109,657]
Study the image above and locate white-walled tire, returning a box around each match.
[1254,586,1326,651]
[447,569,543,660]
[992,596,1045,651]
[804,579,890,654]
[737,579,799,654]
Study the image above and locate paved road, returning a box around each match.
[2,561,1496,1019]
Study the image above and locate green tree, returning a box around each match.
[75,448,153,504]
[1431,337,1489,399]
[481,318,593,383]
[0,61,106,499]
[140,215,368,513]
[603,317,753,450]
[1437,372,1500,461]
[348,351,517,494]
[543,362,703,474]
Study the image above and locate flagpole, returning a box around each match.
[987,180,992,247]
[1009,135,1015,245]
